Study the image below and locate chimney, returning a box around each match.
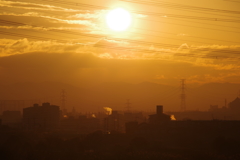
[33,104,39,107]
[156,105,163,115]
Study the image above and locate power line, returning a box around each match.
[2,2,240,31]
[121,0,240,15]
[140,18,240,34]
[3,0,240,43]
[1,18,240,47]
[1,29,240,60]
[134,27,240,44]
[0,19,209,45]
[10,0,240,23]
[224,0,240,3]
[1,12,240,58]
[3,0,240,34]
[1,24,240,55]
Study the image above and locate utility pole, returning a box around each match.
[180,79,186,112]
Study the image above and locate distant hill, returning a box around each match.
[0,81,85,110]
[0,81,239,112]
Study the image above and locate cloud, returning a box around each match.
[1,38,240,86]
[0,38,90,56]
[0,25,84,31]
[2,38,240,64]
[187,72,240,85]
[170,44,240,69]
[0,1,239,88]
[0,41,240,86]
[176,43,189,51]
[0,12,97,27]
[177,33,189,37]
[135,13,148,18]
[69,10,104,19]
[0,0,81,12]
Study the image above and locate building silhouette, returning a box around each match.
[167,97,240,120]
[103,110,146,133]
[149,105,171,124]
[23,102,60,130]
[104,110,123,133]
[0,100,25,114]
[2,110,21,128]
[229,97,240,112]
[126,105,240,139]
[60,115,101,134]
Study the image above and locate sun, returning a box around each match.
[106,8,132,32]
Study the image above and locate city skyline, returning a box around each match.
[1,1,240,159]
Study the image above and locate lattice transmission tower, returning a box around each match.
[180,79,186,112]
[61,89,67,114]
[125,99,131,112]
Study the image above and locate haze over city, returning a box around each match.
[1,0,240,160]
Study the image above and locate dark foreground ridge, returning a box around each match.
[0,129,240,160]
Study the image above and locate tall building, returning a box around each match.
[60,115,101,134]
[0,100,25,114]
[104,110,125,133]
[2,110,21,128]
[23,103,60,130]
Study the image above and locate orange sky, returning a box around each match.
[0,0,240,111]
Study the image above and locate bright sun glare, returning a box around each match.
[106,8,132,32]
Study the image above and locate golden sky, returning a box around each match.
[0,0,240,111]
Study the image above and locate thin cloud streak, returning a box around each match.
[0,0,81,12]
[1,38,239,72]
